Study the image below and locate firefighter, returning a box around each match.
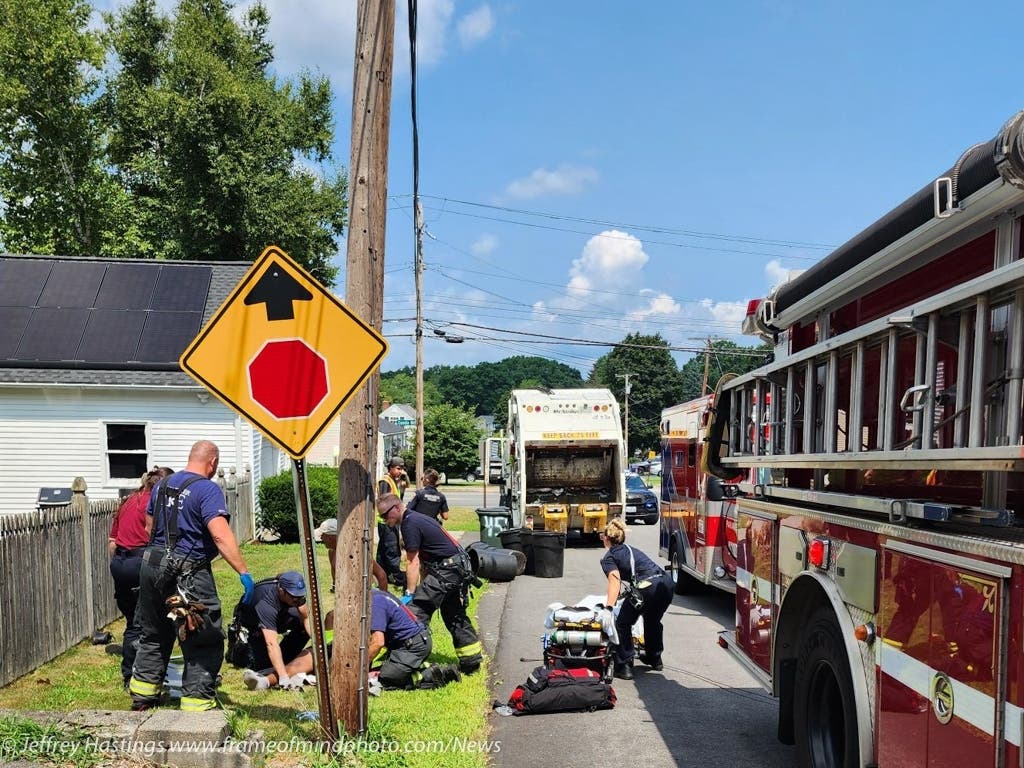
[406,468,450,523]
[238,571,310,691]
[376,493,484,674]
[128,441,254,712]
[377,457,409,588]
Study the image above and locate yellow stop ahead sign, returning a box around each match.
[180,245,389,458]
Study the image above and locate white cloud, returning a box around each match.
[627,292,682,322]
[505,164,599,199]
[456,5,494,48]
[567,230,647,297]
[765,259,806,290]
[471,233,498,256]
[699,298,748,325]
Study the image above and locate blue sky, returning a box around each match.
[100,1,1024,376]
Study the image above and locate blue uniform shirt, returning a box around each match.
[600,543,664,581]
[406,487,449,521]
[370,590,423,647]
[147,471,228,561]
[400,510,461,562]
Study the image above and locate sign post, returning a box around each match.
[180,245,388,740]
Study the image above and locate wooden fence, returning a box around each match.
[0,468,252,688]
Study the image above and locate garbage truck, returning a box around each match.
[503,388,625,537]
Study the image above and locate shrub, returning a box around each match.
[257,465,339,543]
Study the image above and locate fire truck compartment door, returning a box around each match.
[735,507,776,675]
[878,540,1007,768]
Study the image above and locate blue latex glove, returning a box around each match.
[401,593,414,605]
[240,572,255,604]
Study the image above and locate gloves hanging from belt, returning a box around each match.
[165,595,207,643]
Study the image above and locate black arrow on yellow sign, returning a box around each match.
[243,260,314,321]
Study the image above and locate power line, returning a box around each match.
[392,194,836,250]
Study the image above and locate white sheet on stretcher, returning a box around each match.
[544,594,620,645]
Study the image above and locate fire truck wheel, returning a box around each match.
[793,607,858,768]
[670,542,694,595]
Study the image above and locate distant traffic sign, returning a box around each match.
[180,246,388,458]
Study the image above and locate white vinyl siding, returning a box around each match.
[0,386,267,515]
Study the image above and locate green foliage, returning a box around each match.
[587,332,684,455]
[0,0,347,277]
[381,368,442,408]
[256,465,338,542]
[0,716,102,768]
[680,339,772,401]
[392,356,583,418]
[422,403,482,477]
[0,0,121,256]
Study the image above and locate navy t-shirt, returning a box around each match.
[406,487,449,521]
[400,511,461,562]
[147,471,228,561]
[600,544,664,582]
[239,579,300,633]
[371,590,423,647]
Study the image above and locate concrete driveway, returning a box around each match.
[475,522,795,768]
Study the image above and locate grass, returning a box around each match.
[0,534,493,768]
[0,715,103,768]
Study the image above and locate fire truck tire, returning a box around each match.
[793,607,858,768]
[669,542,695,595]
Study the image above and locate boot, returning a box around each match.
[613,663,634,680]
[647,655,663,671]
[440,664,462,685]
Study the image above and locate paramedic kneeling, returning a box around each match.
[238,571,310,690]
[376,493,483,674]
[600,518,673,680]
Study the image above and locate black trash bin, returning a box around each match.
[476,507,512,548]
[467,542,521,582]
[500,528,534,576]
[531,531,566,578]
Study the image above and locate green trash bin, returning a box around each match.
[531,531,566,578]
[476,507,512,548]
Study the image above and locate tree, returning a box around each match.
[428,356,582,416]
[587,333,684,455]
[491,378,543,431]
[380,369,441,408]
[418,403,482,479]
[102,0,347,280]
[0,0,127,256]
[680,340,772,401]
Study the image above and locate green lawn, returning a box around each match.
[0,537,493,767]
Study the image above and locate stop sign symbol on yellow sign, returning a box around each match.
[180,245,389,458]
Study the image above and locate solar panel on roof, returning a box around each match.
[153,266,212,312]
[0,307,32,358]
[17,308,90,361]
[78,310,148,363]
[136,311,203,363]
[95,263,160,310]
[0,260,51,307]
[37,262,105,308]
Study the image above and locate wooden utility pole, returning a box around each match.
[334,0,394,738]
[702,337,712,396]
[616,372,634,462]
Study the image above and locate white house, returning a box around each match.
[0,254,288,515]
[379,402,416,451]
[306,416,407,480]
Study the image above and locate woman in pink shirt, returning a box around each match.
[108,467,172,686]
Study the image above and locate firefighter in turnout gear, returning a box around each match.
[129,441,254,711]
[376,493,483,674]
[370,590,462,689]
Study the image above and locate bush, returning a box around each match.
[257,465,339,543]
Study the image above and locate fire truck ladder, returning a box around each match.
[718,253,1024,525]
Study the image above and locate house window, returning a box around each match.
[105,423,149,481]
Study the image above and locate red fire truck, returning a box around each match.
[700,110,1024,768]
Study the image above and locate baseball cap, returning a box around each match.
[387,456,405,468]
[313,518,338,542]
[278,571,306,597]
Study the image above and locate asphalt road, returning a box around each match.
[441,483,500,509]
[475,520,796,768]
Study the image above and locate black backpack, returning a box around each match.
[504,665,616,714]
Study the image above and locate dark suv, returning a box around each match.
[624,473,659,525]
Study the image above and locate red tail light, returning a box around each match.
[808,538,831,569]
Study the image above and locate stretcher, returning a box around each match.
[542,597,615,679]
